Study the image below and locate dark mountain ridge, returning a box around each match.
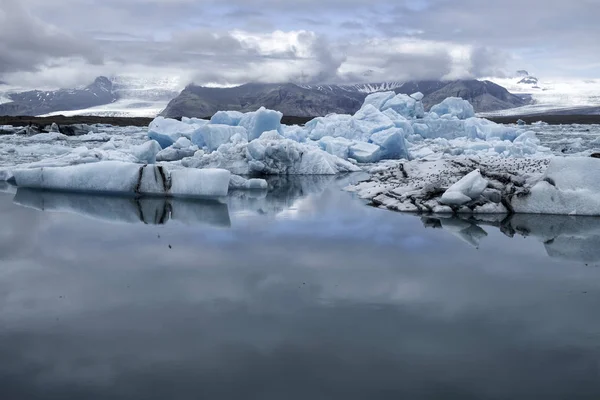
[161,79,529,118]
[0,77,117,116]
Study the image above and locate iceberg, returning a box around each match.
[440,169,489,206]
[512,157,600,216]
[210,110,244,126]
[369,128,409,160]
[239,107,284,141]
[156,147,197,162]
[147,117,207,149]
[381,93,425,118]
[130,140,162,164]
[362,91,397,111]
[185,131,360,175]
[12,161,231,198]
[246,131,360,175]
[348,142,381,164]
[0,168,14,182]
[429,97,475,119]
[192,124,248,151]
[318,136,353,159]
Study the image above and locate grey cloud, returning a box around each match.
[469,46,511,78]
[382,51,454,81]
[1,0,599,86]
[0,0,102,75]
[339,21,364,30]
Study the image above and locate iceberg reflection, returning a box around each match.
[422,214,600,263]
[13,188,231,227]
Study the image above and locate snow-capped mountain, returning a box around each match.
[300,82,405,94]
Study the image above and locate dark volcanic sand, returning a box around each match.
[0,115,316,128]
[1,114,600,129]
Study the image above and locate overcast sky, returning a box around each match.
[1,0,599,88]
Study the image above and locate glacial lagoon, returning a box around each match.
[1,176,600,399]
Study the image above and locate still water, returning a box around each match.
[1,175,600,399]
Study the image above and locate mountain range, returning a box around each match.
[0,76,529,118]
[0,77,117,116]
[160,79,528,118]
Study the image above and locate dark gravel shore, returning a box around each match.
[0,115,155,127]
[1,114,600,129]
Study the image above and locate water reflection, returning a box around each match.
[9,173,368,226]
[0,181,17,195]
[13,188,231,227]
[422,214,600,263]
[1,177,600,398]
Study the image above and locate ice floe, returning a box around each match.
[12,161,231,198]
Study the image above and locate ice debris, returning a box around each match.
[440,170,488,206]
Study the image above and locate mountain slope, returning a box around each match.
[422,80,529,112]
[161,83,367,118]
[0,77,117,116]
[161,80,527,118]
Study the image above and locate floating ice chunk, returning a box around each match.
[352,105,396,141]
[182,143,251,175]
[410,92,424,101]
[181,117,209,126]
[201,131,360,175]
[210,111,244,126]
[131,140,162,164]
[28,132,68,141]
[440,191,473,206]
[430,97,475,120]
[381,94,424,118]
[349,142,381,163]
[305,114,354,141]
[229,174,268,190]
[465,118,519,141]
[281,124,308,142]
[318,136,353,159]
[239,107,283,141]
[13,162,230,198]
[383,109,415,135]
[413,118,466,139]
[169,168,231,197]
[173,137,193,149]
[147,117,204,149]
[362,91,397,111]
[369,128,410,160]
[49,123,60,133]
[0,168,14,182]
[156,147,197,162]
[440,169,489,206]
[512,157,600,215]
[192,124,248,151]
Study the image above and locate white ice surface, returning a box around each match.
[513,157,600,215]
[12,161,230,198]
